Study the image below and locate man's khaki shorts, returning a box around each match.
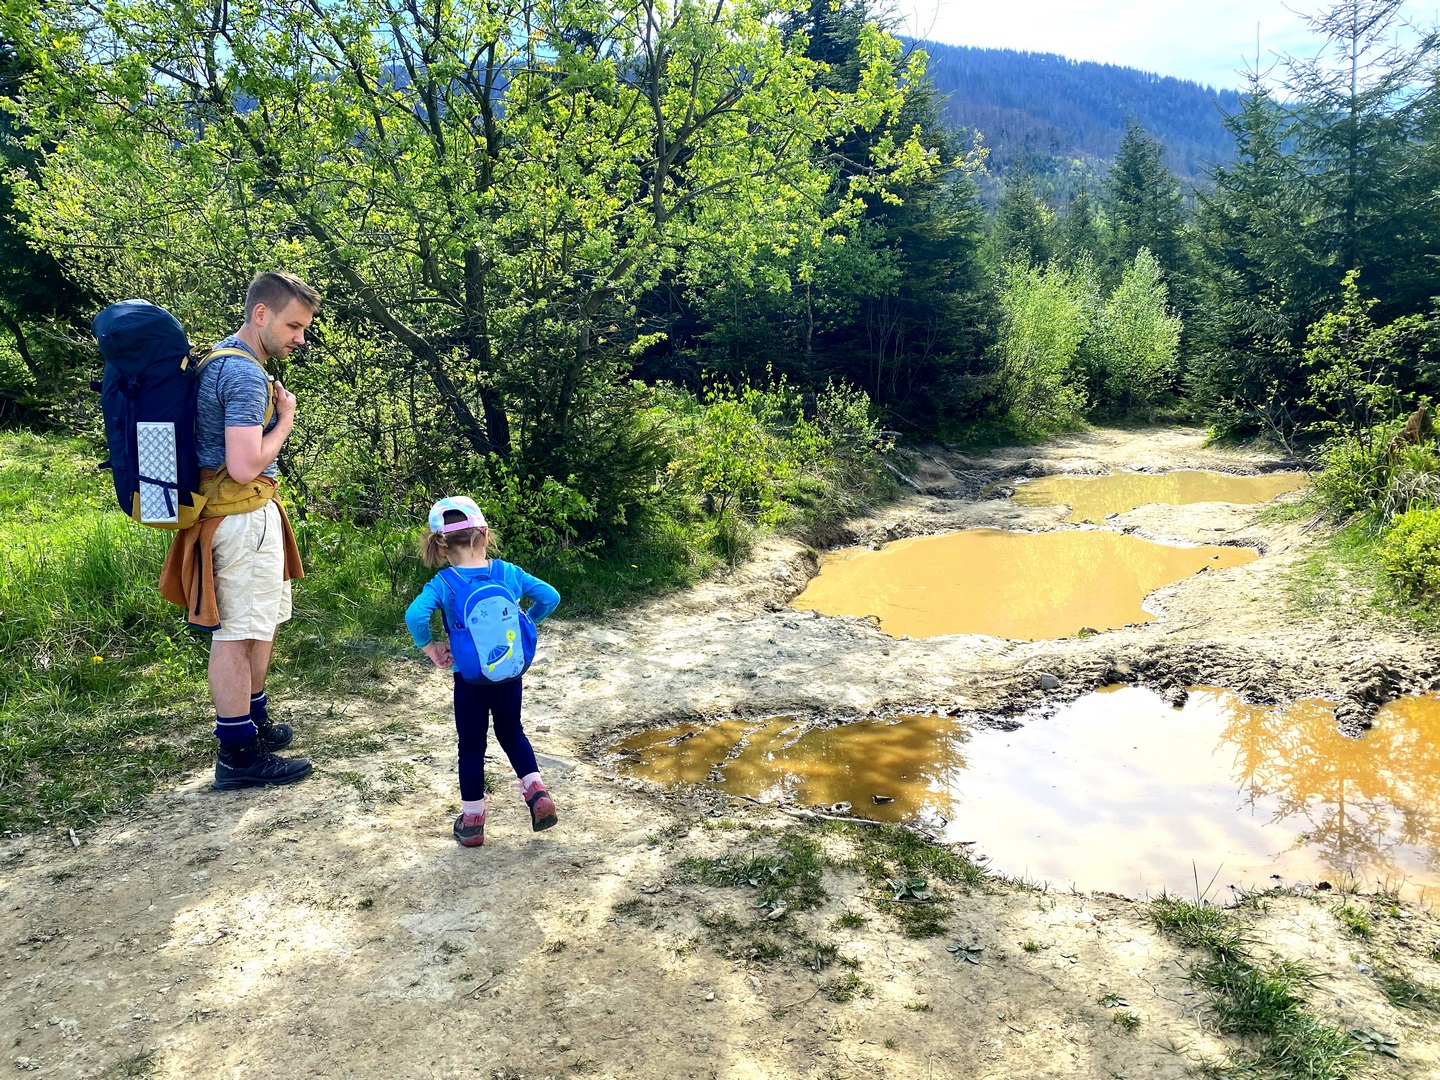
[211,501,293,642]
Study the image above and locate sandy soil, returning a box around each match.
[5,426,1440,1079]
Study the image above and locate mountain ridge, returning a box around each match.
[911,40,1244,200]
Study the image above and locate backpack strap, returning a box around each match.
[190,345,276,427]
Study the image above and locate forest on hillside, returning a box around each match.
[914,40,1243,199]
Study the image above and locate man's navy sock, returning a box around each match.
[215,713,258,747]
[250,691,268,725]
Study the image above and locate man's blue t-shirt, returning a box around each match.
[195,336,278,480]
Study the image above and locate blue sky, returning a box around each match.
[906,0,1435,89]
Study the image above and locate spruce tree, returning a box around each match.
[1104,122,1188,286]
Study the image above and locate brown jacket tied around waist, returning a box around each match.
[158,469,305,632]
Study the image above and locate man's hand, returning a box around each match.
[274,381,296,424]
[422,641,453,669]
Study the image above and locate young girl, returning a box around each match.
[405,496,561,846]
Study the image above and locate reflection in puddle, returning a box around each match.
[615,687,1440,900]
[789,530,1255,639]
[1011,469,1307,523]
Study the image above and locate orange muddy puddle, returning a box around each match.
[615,687,1440,900]
[789,530,1255,639]
[1011,469,1307,523]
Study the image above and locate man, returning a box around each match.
[195,271,319,790]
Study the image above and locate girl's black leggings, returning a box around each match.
[453,674,538,802]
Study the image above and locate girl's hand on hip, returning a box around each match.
[422,641,453,669]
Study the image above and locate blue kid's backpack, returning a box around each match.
[92,300,269,530]
[441,567,538,683]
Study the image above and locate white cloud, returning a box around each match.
[898,0,1432,89]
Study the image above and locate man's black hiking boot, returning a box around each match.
[256,719,294,752]
[213,742,313,791]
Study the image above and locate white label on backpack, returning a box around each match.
[136,421,179,523]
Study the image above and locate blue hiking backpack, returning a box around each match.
[92,300,268,530]
[441,567,538,683]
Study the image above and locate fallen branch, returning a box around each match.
[773,987,820,1014]
[469,970,503,999]
[881,460,923,492]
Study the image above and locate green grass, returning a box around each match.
[1373,962,1440,1011]
[678,830,829,912]
[1334,905,1374,940]
[1150,897,1365,1080]
[821,821,987,938]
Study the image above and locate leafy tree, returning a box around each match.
[1303,269,1428,443]
[7,0,928,522]
[1091,249,1182,411]
[641,3,997,431]
[994,259,1088,430]
[0,39,90,425]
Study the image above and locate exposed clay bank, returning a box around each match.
[1010,468,1308,523]
[790,529,1255,640]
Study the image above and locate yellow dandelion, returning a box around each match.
[92,655,104,663]
[630,564,638,569]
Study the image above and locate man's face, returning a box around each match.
[254,298,315,360]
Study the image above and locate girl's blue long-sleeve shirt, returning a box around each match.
[405,559,561,649]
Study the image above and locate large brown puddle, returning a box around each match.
[1011,469,1307,523]
[615,688,1440,900]
[789,530,1255,639]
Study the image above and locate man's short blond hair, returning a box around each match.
[245,271,321,321]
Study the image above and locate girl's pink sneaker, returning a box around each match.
[525,787,558,831]
[453,810,486,847]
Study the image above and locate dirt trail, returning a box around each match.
[5,426,1440,1079]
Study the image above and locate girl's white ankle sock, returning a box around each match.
[520,772,543,796]
[462,797,486,818]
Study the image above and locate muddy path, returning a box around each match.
[6,426,1440,1079]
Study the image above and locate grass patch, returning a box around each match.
[1151,897,1363,1079]
[821,971,872,1003]
[821,821,986,938]
[1334,904,1374,940]
[678,830,828,913]
[1374,963,1440,1011]
[1286,512,1440,631]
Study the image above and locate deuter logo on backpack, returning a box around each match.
[441,568,537,683]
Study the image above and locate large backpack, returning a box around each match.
[440,566,537,683]
[92,300,269,530]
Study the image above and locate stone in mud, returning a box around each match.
[1160,686,1188,708]
[1038,672,1061,691]
[1334,697,1376,735]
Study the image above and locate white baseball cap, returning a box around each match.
[427,495,487,534]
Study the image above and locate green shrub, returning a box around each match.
[1310,422,1440,524]
[1090,249,1182,411]
[1377,507,1440,597]
[666,378,887,559]
[994,259,1089,431]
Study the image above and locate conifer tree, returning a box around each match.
[989,167,1056,267]
[1103,122,1188,286]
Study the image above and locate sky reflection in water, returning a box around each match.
[617,687,1440,901]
